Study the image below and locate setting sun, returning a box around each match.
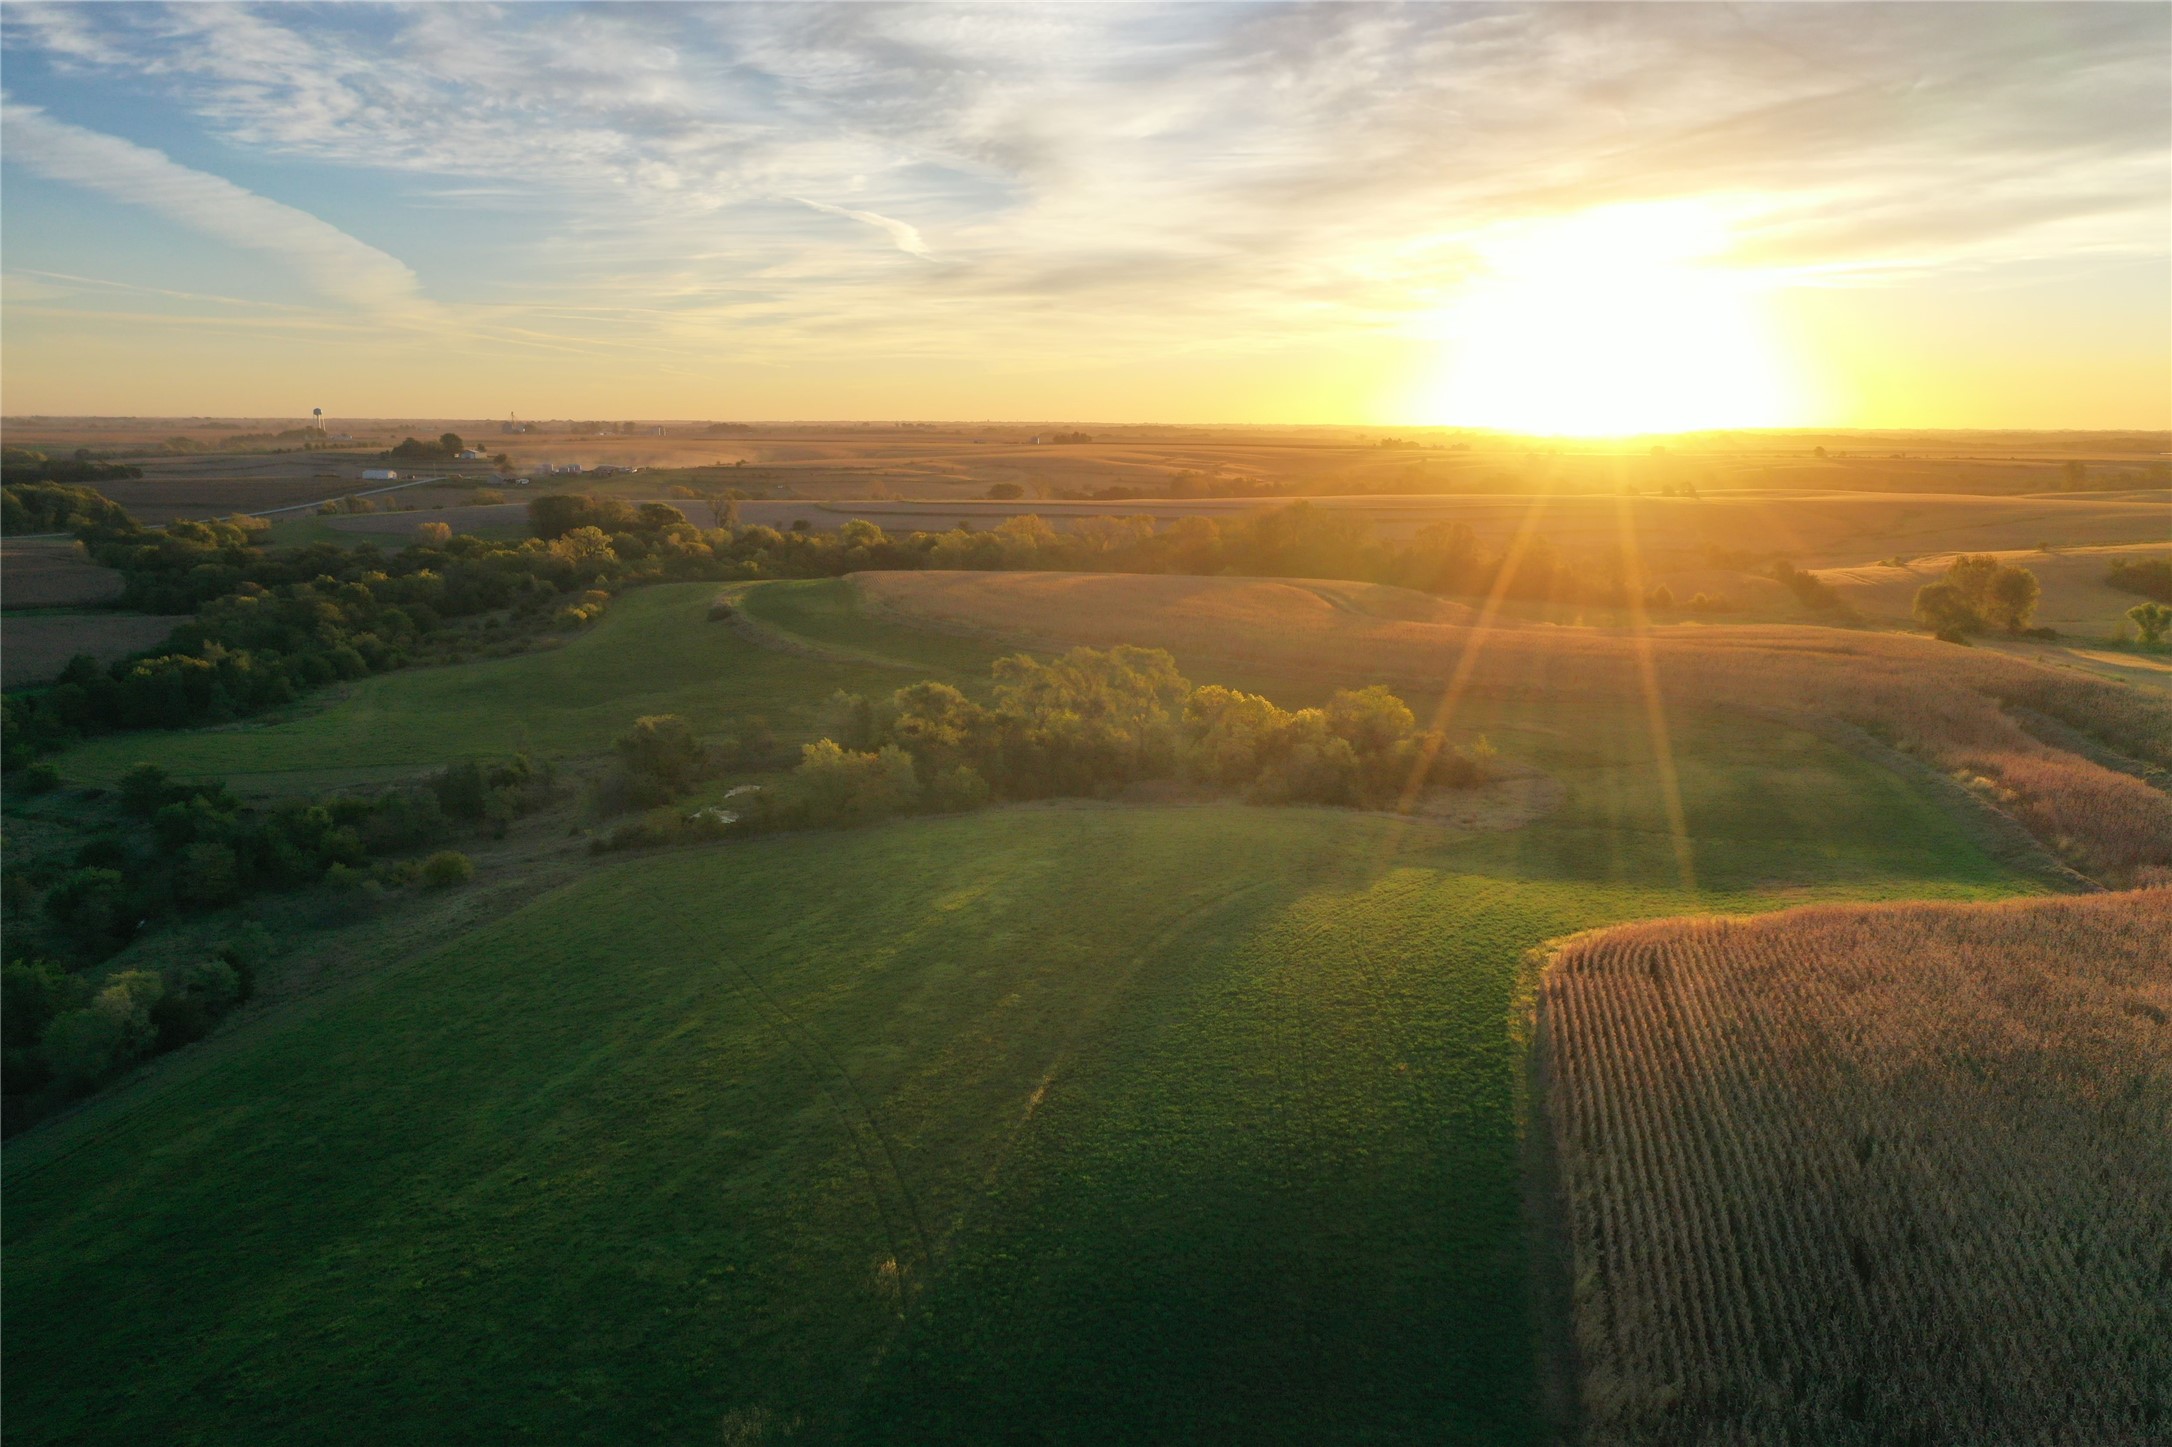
[1423,203,1802,436]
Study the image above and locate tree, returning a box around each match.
[45,868,132,954]
[439,432,464,455]
[1916,555,2040,636]
[2129,601,2172,645]
[415,521,452,546]
[615,714,706,791]
[793,740,921,823]
[1985,564,2041,632]
[1912,581,1978,642]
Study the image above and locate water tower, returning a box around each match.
[312,407,324,433]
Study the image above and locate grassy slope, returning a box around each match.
[12,576,2036,1443]
[4,783,2019,1447]
[52,581,1002,785]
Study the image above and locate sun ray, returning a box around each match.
[1370,488,1559,868]
[1612,489,1698,893]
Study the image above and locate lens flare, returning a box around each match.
[1421,201,1800,436]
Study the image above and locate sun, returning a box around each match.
[1418,202,1800,437]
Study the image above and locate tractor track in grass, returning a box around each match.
[719,955,937,1317]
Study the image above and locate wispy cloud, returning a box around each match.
[792,197,933,259]
[0,2,2164,417]
[1,98,430,319]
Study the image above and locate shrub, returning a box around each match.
[419,851,474,888]
[2106,557,2172,603]
[792,741,922,824]
[615,714,707,792]
[44,867,132,954]
[2127,601,2171,646]
[414,520,452,546]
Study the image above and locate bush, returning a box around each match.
[2128,601,2172,646]
[2107,558,2172,603]
[419,851,474,888]
[616,714,707,791]
[792,741,922,824]
[415,520,452,546]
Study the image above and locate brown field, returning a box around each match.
[8,416,2164,523]
[857,571,2172,881]
[1,612,191,687]
[1,538,125,607]
[783,487,2172,565]
[1538,888,2172,1445]
[67,454,498,525]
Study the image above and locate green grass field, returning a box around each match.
[10,575,2039,1443]
[2,790,2022,1447]
[52,581,1004,786]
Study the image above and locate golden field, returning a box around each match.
[1539,888,2172,1445]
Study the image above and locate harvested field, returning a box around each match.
[800,488,2172,565]
[1,539,125,608]
[1539,888,2172,1446]
[858,571,2172,881]
[1,612,190,687]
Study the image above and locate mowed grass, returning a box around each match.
[52,581,1003,785]
[2,792,2024,1447]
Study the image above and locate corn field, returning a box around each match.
[1540,888,2172,1445]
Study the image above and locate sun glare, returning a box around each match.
[1421,202,1799,437]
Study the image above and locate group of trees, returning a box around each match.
[2107,558,2172,643]
[590,650,1492,854]
[9,758,536,963]
[388,432,467,462]
[751,647,1491,831]
[0,754,543,1130]
[0,482,1914,783]
[0,497,735,769]
[4,939,265,1131]
[2,477,138,532]
[1912,555,2044,641]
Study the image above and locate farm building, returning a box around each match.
[361,468,398,481]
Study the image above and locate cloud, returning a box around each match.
[2,2,2165,369]
[792,197,933,258]
[1,99,429,318]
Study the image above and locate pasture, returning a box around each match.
[1,792,2031,1447]
[1541,889,2172,1444]
[49,581,1001,786]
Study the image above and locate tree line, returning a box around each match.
[0,483,1906,779]
[1,754,545,1133]
[592,646,1494,852]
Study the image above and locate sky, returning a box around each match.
[1,1,2166,430]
